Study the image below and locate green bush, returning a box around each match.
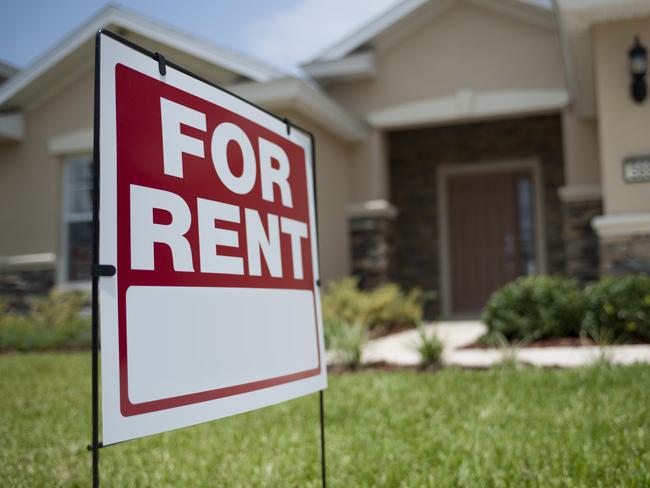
[582,274,650,342]
[482,275,586,341]
[327,320,366,369]
[415,326,444,368]
[0,291,91,352]
[321,277,428,333]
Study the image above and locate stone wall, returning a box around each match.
[562,199,602,282]
[388,114,565,318]
[0,268,55,311]
[600,234,650,275]
[349,202,397,289]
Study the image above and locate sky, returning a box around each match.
[0,0,405,75]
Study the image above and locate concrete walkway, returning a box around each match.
[360,321,650,368]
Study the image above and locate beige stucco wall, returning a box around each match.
[0,68,94,262]
[327,2,565,118]
[561,108,601,185]
[593,17,650,215]
[325,1,566,202]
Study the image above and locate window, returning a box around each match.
[516,176,536,276]
[63,156,93,282]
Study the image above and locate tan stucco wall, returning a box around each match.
[561,108,601,185]
[325,1,566,202]
[275,111,353,283]
[593,17,650,215]
[0,69,94,261]
[326,2,565,118]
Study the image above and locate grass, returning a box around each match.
[1,353,650,486]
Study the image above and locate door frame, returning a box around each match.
[437,158,548,319]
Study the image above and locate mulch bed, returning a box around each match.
[328,361,441,374]
[462,336,649,349]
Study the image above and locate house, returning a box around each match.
[1,0,649,319]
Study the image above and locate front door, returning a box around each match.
[446,169,536,315]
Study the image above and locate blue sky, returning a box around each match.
[0,0,551,74]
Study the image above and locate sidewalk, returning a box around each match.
[361,321,650,368]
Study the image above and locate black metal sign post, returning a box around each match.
[89,30,328,487]
[89,30,102,488]
[319,390,327,488]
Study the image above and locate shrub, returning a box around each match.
[482,275,586,341]
[327,320,366,369]
[582,274,650,342]
[321,278,366,329]
[0,291,91,352]
[415,326,444,368]
[321,277,428,334]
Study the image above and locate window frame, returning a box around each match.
[59,154,94,288]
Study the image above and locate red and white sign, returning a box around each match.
[97,32,326,444]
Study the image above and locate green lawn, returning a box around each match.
[1,353,649,487]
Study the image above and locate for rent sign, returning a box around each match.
[97,32,326,444]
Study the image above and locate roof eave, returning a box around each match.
[230,78,368,143]
[0,5,285,110]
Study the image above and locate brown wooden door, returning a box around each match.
[447,170,535,315]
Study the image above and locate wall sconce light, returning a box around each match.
[629,36,647,104]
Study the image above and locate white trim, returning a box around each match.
[58,155,93,286]
[551,0,578,110]
[230,78,367,142]
[592,213,650,238]
[347,199,398,219]
[0,112,24,142]
[437,159,547,319]
[0,5,283,109]
[302,52,376,82]
[469,0,554,29]
[0,252,56,269]
[368,89,569,129]
[49,128,93,155]
[558,183,602,202]
[310,0,552,63]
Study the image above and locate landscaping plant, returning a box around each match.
[582,274,650,342]
[415,325,444,368]
[0,291,90,352]
[327,320,366,369]
[321,277,428,335]
[481,275,587,342]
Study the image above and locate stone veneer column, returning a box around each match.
[559,185,603,282]
[593,214,650,276]
[0,267,55,310]
[348,200,398,289]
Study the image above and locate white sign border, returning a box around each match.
[97,31,327,445]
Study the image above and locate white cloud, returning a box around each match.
[245,0,402,74]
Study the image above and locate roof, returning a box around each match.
[305,0,553,65]
[0,5,285,110]
[230,77,367,142]
[0,60,18,82]
[0,5,366,143]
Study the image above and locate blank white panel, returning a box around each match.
[126,286,319,404]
